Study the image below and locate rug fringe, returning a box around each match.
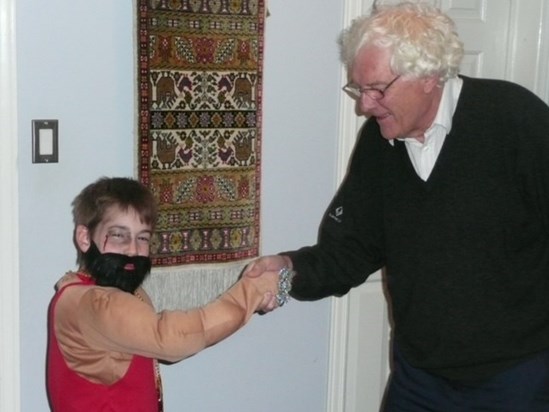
[143,260,252,310]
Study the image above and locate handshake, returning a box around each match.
[241,254,295,313]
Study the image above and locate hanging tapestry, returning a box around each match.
[137,0,264,265]
[136,0,265,308]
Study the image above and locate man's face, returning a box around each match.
[349,46,442,141]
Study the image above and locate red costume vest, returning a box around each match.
[47,280,160,411]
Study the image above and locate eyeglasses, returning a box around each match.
[342,75,401,100]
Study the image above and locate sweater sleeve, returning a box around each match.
[286,120,386,300]
[71,275,271,363]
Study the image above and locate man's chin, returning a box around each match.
[378,123,399,141]
[380,131,401,141]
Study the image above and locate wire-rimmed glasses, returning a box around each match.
[342,75,401,100]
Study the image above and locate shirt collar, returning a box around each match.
[388,76,463,146]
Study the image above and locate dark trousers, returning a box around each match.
[382,346,549,411]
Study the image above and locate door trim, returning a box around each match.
[0,0,21,410]
[327,1,374,411]
[539,0,549,102]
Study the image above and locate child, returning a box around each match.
[46,177,281,411]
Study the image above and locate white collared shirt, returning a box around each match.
[390,77,463,181]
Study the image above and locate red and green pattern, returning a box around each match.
[137,0,264,266]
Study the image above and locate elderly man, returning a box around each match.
[246,2,549,410]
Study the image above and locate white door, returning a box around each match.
[329,1,549,411]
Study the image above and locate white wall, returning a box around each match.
[17,1,344,411]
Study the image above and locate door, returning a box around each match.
[329,1,549,411]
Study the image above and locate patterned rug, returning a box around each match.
[136,0,265,308]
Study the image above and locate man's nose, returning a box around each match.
[357,93,378,115]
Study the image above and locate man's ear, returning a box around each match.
[75,225,91,253]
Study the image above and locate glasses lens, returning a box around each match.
[343,84,360,99]
[344,75,399,101]
[343,84,384,100]
[364,89,383,100]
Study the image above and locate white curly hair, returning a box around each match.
[339,1,464,82]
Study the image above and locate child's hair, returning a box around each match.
[72,177,157,263]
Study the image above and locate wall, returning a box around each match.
[17,0,344,411]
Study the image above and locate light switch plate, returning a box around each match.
[32,119,59,163]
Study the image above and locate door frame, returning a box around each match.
[0,0,21,410]
[326,1,375,410]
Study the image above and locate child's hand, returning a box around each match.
[258,291,277,313]
[249,269,279,294]
[242,269,279,313]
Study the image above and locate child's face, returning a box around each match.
[92,205,152,257]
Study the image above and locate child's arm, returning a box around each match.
[73,272,279,362]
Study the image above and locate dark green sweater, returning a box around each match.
[286,76,549,381]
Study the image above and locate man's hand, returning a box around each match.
[244,255,293,313]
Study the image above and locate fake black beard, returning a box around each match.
[82,242,152,293]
